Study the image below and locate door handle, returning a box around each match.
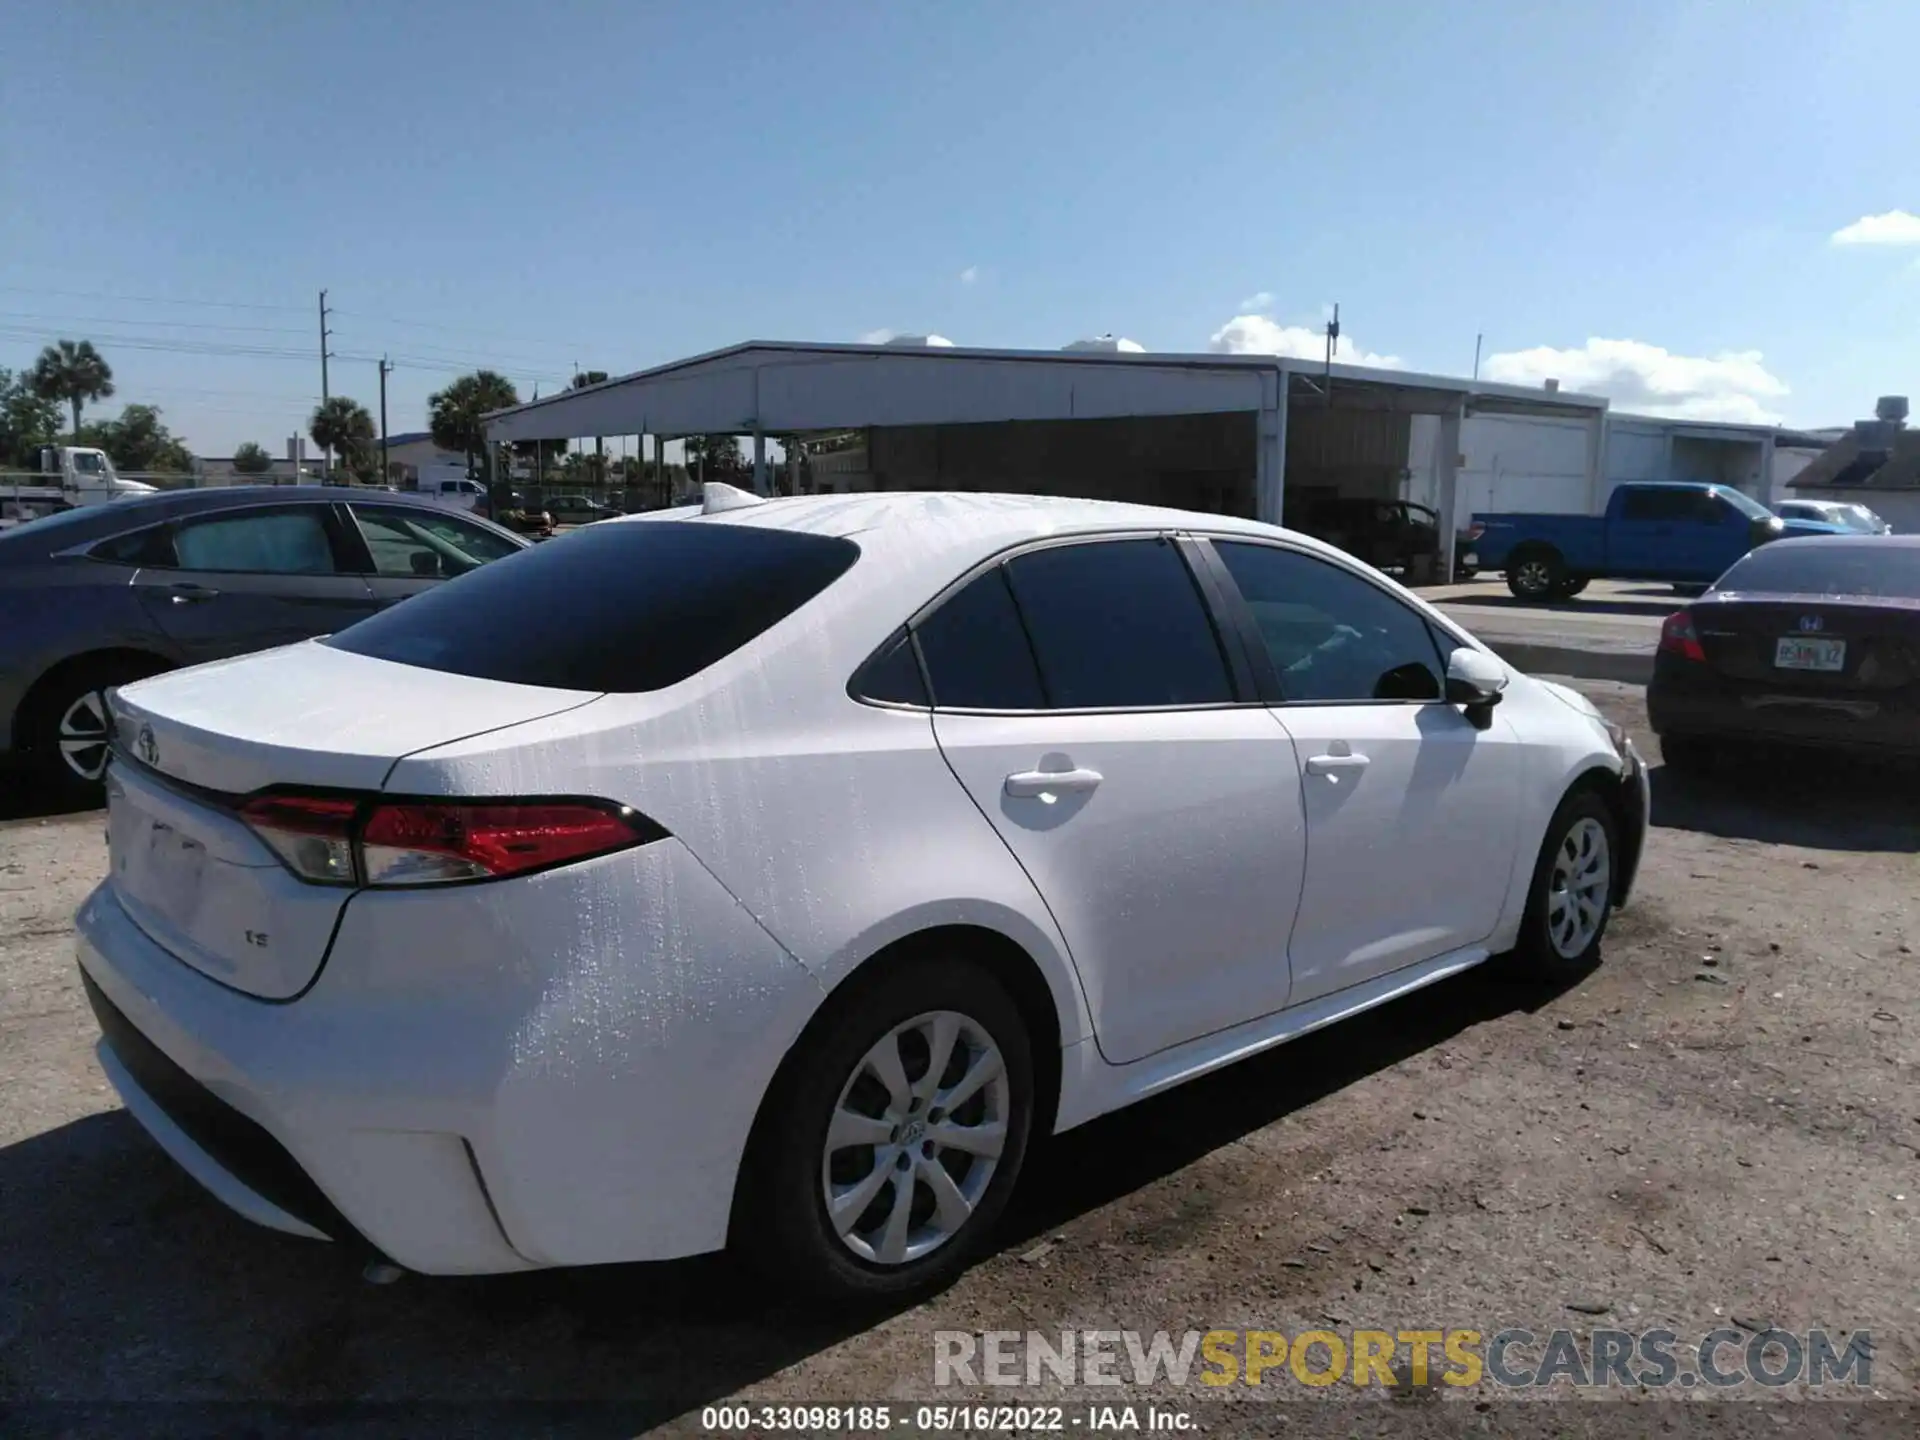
[1305,753,1371,775]
[167,583,220,604]
[1005,767,1103,798]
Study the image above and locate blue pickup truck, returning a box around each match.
[1473,481,1847,601]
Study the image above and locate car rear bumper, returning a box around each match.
[75,837,824,1274]
[1649,665,1920,756]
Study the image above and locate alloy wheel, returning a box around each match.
[1546,816,1610,959]
[821,1010,1010,1266]
[57,690,111,782]
[1514,559,1553,597]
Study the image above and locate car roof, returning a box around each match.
[617,488,1339,569]
[1757,532,1920,552]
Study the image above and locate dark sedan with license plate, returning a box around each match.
[1648,535,1920,767]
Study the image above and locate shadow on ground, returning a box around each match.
[1439,591,1677,618]
[1650,749,1920,853]
[0,769,98,824]
[0,965,1577,1437]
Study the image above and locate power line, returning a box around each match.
[332,308,589,352]
[0,283,309,313]
[0,309,315,336]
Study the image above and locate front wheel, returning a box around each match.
[1506,789,1618,979]
[737,956,1035,1302]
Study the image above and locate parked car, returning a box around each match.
[423,478,488,513]
[77,487,1648,1300]
[544,493,624,525]
[0,487,526,803]
[1474,481,1847,601]
[1649,534,1920,767]
[1291,495,1444,578]
[1775,498,1893,535]
[473,491,555,537]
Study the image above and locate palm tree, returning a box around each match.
[429,370,521,479]
[29,339,115,439]
[309,397,375,479]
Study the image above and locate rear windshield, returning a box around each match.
[325,519,861,691]
[1714,543,1920,601]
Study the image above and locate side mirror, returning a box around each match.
[1445,648,1509,712]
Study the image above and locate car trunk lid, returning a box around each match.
[1692,594,1920,694]
[103,641,598,999]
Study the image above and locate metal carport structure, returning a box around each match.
[482,340,1609,576]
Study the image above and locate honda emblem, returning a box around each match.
[136,724,159,767]
[1797,615,1824,633]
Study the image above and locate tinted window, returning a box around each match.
[172,509,337,574]
[914,566,1045,710]
[1618,488,1699,522]
[1713,543,1920,600]
[852,630,929,706]
[349,504,520,577]
[90,524,178,567]
[1002,539,1232,708]
[1215,542,1447,703]
[326,520,859,692]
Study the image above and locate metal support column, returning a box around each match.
[1437,401,1464,583]
[1254,365,1288,524]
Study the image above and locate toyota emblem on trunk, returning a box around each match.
[136,724,159,766]
[1798,615,1823,632]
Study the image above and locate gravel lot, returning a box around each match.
[2,679,1916,1436]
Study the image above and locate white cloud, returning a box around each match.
[958,265,980,284]
[1831,209,1920,246]
[858,329,955,347]
[1482,337,1789,423]
[1208,313,1403,368]
[857,328,897,343]
[1238,290,1275,311]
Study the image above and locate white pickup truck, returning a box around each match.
[0,446,159,528]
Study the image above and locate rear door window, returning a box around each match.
[325,520,860,691]
[170,508,340,574]
[1002,538,1233,708]
[1618,488,1695,523]
[913,566,1047,710]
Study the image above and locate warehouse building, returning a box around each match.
[483,338,1610,576]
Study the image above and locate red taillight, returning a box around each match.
[238,793,360,884]
[360,801,656,885]
[1659,609,1707,663]
[239,793,661,887]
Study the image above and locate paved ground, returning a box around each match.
[2,682,1917,1437]
[1422,579,1670,684]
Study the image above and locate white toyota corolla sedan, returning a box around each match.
[77,486,1647,1299]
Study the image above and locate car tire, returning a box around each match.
[1505,787,1618,979]
[21,656,162,808]
[1555,577,1590,599]
[1506,550,1565,601]
[737,955,1035,1303]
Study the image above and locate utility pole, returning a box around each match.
[377,356,393,486]
[317,289,334,479]
[1472,332,1484,381]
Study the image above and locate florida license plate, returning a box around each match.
[1774,636,1845,672]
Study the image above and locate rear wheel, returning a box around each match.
[1555,577,1590,599]
[1507,550,1565,601]
[1506,788,1618,979]
[21,656,163,807]
[738,956,1035,1302]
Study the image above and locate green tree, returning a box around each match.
[571,370,611,484]
[231,441,273,475]
[310,397,376,479]
[428,370,520,479]
[79,404,194,472]
[684,434,746,483]
[28,339,115,439]
[0,367,63,468]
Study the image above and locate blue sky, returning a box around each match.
[7,0,1919,454]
